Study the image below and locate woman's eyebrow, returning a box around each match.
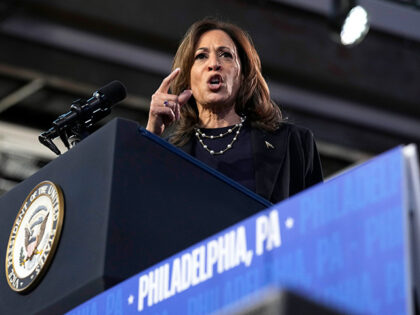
[196,46,233,52]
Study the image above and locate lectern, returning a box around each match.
[0,118,270,314]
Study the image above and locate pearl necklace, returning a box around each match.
[194,116,246,155]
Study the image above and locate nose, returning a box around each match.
[208,63,221,71]
[208,54,221,71]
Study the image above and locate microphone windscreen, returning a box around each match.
[98,80,127,105]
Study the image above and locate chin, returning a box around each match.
[204,95,234,108]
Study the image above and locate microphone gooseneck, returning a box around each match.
[39,81,127,155]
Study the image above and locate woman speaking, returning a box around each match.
[146,18,323,204]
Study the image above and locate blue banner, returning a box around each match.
[68,147,411,315]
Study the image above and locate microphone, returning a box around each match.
[39,80,127,155]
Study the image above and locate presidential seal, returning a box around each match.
[5,181,64,292]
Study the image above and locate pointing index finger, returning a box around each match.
[157,68,180,93]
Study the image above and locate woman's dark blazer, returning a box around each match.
[178,122,323,204]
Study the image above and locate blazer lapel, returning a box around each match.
[251,125,289,201]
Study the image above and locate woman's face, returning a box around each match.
[190,30,241,110]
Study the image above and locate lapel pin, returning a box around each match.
[265,141,275,149]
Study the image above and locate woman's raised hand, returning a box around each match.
[146,68,192,136]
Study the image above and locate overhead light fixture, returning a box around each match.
[330,0,370,47]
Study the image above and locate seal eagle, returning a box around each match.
[25,212,49,260]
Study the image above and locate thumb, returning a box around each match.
[178,89,193,106]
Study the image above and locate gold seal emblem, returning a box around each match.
[5,181,64,292]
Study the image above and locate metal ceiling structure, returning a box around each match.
[0,0,419,196]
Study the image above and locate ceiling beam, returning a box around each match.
[270,81,420,141]
[0,78,45,113]
[0,15,172,75]
[0,63,150,111]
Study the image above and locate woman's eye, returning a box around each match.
[195,53,206,60]
[221,52,232,58]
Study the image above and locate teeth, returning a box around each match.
[210,77,220,84]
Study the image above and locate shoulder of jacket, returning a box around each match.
[272,121,313,138]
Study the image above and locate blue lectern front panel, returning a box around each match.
[68,147,410,315]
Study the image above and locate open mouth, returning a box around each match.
[207,75,223,90]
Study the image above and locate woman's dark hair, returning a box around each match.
[170,18,282,146]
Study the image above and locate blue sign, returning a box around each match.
[68,147,411,314]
